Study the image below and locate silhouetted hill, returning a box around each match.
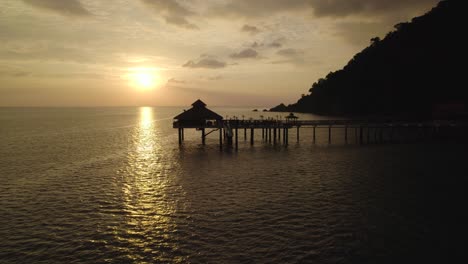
[272,0,466,118]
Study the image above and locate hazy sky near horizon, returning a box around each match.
[1,0,439,107]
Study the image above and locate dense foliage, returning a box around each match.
[271,0,465,117]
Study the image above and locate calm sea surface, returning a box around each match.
[0,107,466,263]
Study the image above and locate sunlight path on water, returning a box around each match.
[116,107,187,263]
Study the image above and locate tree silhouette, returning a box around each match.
[271,0,466,118]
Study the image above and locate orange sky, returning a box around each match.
[0,0,439,107]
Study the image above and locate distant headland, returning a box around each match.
[271,0,467,119]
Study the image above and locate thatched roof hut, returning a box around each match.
[285,112,299,123]
[173,100,223,128]
[174,99,223,121]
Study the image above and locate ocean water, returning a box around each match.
[0,107,466,263]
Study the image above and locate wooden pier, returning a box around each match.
[173,100,467,149]
[174,118,466,148]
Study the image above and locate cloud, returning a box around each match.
[0,44,97,64]
[22,0,91,17]
[274,48,307,65]
[277,48,304,57]
[309,0,439,17]
[250,42,263,48]
[230,48,258,59]
[335,21,388,46]
[140,0,198,29]
[207,75,223,81]
[0,70,31,77]
[209,0,438,18]
[167,78,185,84]
[268,41,283,48]
[209,0,310,18]
[182,58,226,69]
[241,24,261,35]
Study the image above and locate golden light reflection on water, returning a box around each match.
[118,107,183,262]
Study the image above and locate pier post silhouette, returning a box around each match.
[278,127,281,142]
[273,127,277,144]
[202,128,206,145]
[250,128,254,145]
[219,128,223,150]
[313,126,316,143]
[235,126,238,149]
[178,128,182,145]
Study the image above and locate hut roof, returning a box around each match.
[192,99,206,108]
[174,100,223,120]
[286,113,298,119]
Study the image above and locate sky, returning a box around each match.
[0,0,439,107]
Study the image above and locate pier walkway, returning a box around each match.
[173,118,466,149]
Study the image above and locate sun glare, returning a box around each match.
[128,68,160,90]
[136,72,154,88]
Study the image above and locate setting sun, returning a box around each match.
[128,68,160,90]
[135,72,154,88]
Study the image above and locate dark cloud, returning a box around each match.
[230,48,258,59]
[140,0,198,29]
[210,0,310,18]
[241,24,261,35]
[250,42,262,48]
[182,58,226,69]
[22,0,91,17]
[274,48,307,65]
[268,41,283,48]
[310,0,439,17]
[277,48,304,57]
[209,0,438,18]
[250,38,285,49]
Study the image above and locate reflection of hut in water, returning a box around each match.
[173,99,223,128]
[285,112,299,124]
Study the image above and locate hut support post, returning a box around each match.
[328,126,332,144]
[235,127,238,149]
[201,128,206,145]
[244,128,247,141]
[219,128,223,150]
[273,127,277,144]
[313,126,316,143]
[297,126,300,142]
[250,128,254,145]
[178,128,182,145]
